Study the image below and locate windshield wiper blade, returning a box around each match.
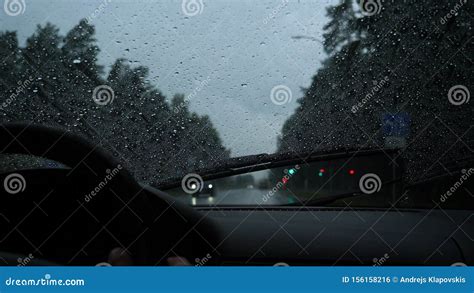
[158,148,401,190]
[284,177,403,207]
[407,167,473,189]
[407,156,474,188]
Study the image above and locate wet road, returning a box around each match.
[177,188,297,206]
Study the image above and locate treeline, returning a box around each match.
[278,0,473,182]
[0,19,229,184]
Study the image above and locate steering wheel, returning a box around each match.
[0,123,154,265]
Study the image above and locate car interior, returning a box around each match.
[0,0,472,268]
[0,124,472,266]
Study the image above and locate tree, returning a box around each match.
[279,0,473,182]
[0,19,230,186]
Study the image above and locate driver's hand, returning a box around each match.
[166,256,192,266]
[108,247,134,266]
[108,247,191,266]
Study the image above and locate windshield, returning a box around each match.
[0,0,472,205]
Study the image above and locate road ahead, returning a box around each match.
[181,188,296,206]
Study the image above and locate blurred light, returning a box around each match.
[191,183,197,190]
[288,168,296,175]
[208,184,213,189]
[318,168,326,177]
[282,177,288,184]
[349,169,356,175]
[191,197,197,206]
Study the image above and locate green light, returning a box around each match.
[289,169,296,175]
[318,172,324,177]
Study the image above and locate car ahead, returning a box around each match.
[0,0,472,266]
[189,182,215,199]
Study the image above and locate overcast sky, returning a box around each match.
[1,0,337,157]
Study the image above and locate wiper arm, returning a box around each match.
[407,165,473,189]
[284,177,403,207]
[158,148,400,190]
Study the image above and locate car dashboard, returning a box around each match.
[195,206,473,266]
